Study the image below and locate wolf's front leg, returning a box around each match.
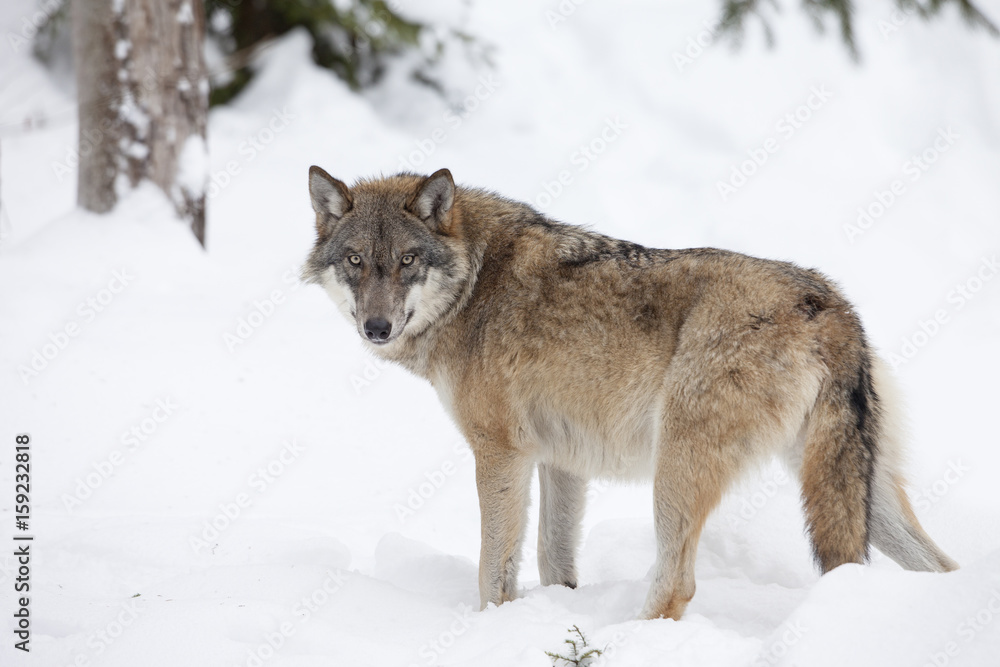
[538,463,586,588]
[474,447,534,609]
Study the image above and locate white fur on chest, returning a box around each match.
[430,372,461,426]
[429,372,657,481]
[526,401,658,481]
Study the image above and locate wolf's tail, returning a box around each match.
[799,347,957,573]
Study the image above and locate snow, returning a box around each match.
[1,0,999,666]
[177,133,209,198]
[177,2,194,26]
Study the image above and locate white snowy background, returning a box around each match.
[2,0,1000,665]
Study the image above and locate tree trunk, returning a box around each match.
[72,0,208,246]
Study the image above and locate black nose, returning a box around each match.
[364,318,392,342]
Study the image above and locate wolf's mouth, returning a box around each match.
[362,333,396,346]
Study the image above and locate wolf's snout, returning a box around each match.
[364,318,392,342]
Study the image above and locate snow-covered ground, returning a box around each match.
[2,0,1000,665]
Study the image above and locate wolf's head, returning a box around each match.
[303,167,475,349]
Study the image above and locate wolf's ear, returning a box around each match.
[309,166,352,235]
[407,168,455,234]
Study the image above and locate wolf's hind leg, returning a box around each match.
[642,432,735,621]
[537,463,586,588]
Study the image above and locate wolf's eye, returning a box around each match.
[401,254,415,266]
[348,255,362,265]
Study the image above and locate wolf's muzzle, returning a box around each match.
[363,318,393,343]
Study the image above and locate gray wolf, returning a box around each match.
[302,166,957,620]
